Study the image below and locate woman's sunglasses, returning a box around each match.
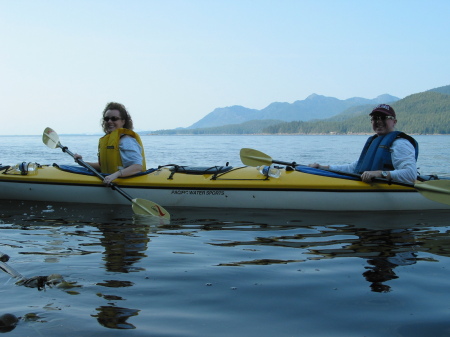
[103,116,123,122]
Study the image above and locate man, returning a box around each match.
[309,104,418,184]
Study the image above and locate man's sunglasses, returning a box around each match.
[370,116,395,122]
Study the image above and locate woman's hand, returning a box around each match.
[102,164,142,186]
[73,154,101,171]
[74,153,83,162]
[103,170,121,186]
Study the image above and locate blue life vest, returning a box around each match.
[354,131,418,174]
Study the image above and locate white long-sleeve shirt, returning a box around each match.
[329,138,417,184]
[119,136,144,168]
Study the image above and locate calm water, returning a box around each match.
[1,134,449,175]
[1,134,450,336]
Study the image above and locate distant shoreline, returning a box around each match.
[141,133,448,136]
[2,133,449,137]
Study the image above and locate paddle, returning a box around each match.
[43,127,170,219]
[240,148,450,206]
[240,148,297,167]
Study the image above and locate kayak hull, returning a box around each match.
[0,165,448,211]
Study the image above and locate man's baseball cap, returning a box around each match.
[370,104,396,117]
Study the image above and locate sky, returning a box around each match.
[1,0,449,135]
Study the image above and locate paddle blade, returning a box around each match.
[414,180,450,206]
[132,198,171,220]
[42,127,61,149]
[240,148,273,167]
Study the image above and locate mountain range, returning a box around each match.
[187,93,399,129]
[147,84,450,135]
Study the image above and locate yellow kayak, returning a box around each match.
[1,163,448,211]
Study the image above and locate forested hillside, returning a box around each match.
[263,91,450,134]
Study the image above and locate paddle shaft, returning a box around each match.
[268,157,408,185]
[58,143,135,203]
[284,159,450,204]
[272,159,298,167]
[42,127,170,218]
[61,143,169,218]
[242,148,413,188]
[300,162,417,188]
[241,147,450,207]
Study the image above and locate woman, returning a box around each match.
[75,102,146,185]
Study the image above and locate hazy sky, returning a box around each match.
[1,0,449,135]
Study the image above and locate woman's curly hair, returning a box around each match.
[101,102,134,133]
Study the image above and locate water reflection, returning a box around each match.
[0,201,153,273]
[92,306,140,329]
[0,201,153,330]
[362,229,417,292]
[91,218,154,329]
[170,208,450,293]
[316,227,419,293]
[96,222,150,273]
[2,200,450,335]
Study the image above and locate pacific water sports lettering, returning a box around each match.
[171,190,225,196]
